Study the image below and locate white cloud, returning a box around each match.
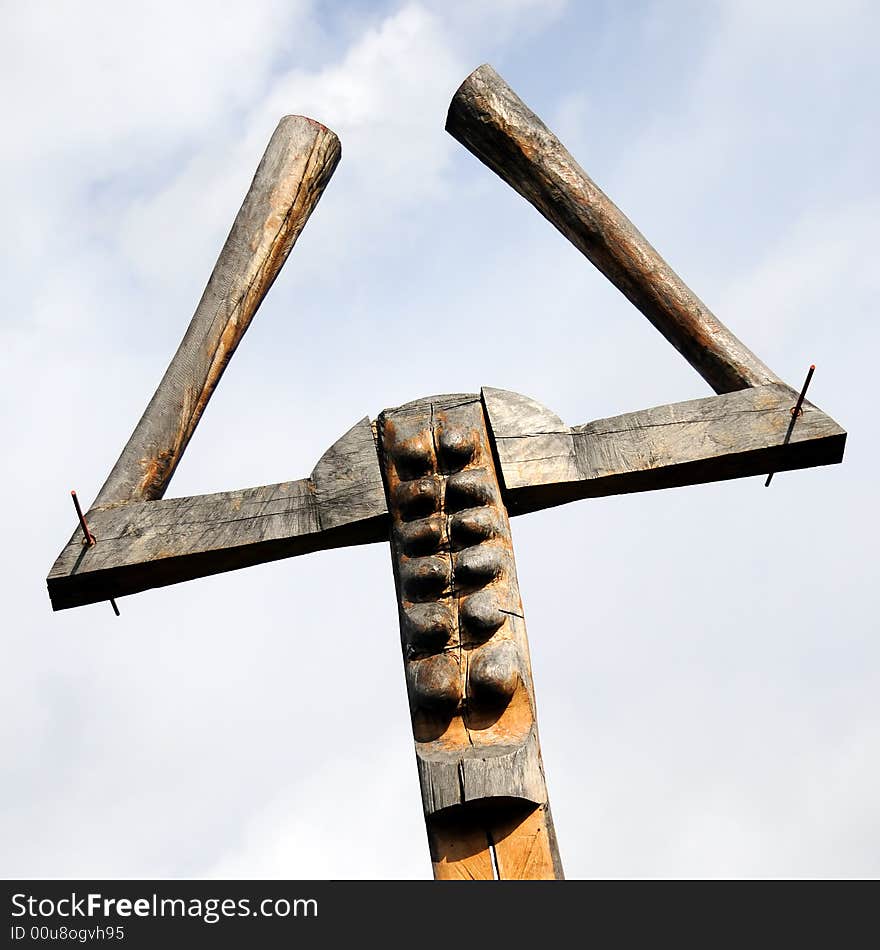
[1,1,313,165]
[718,198,880,361]
[203,743,429,879]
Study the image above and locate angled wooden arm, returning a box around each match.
[48,115,349,610]
[50,384,847,609]
[97,116,341,507]
[48,418,388,610]
[447,65,779,395]
[483,387,846,516]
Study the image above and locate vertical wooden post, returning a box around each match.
[378,393,564,880]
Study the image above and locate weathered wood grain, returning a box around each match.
[492,802,562,880]
[447,64,779,394]
[95,116,341,508]
[427,811,496,880]
[481,388,580,493]
[378,393,563,880]
[50,384,846,609]
[48,417,387,610]
[427,800,563,881]
[483,385,846,515]
[417,728,547,815]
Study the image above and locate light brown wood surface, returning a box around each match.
[377,393,563,879]
[428,802,562,880]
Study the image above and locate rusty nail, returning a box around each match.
[71,490,120,616]
[765,364,816,487]
[71,490,96,545]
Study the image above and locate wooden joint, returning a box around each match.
[482,385,846,516]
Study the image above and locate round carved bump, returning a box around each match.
[468,641,520,708]
[410,653,461,712]
[390,432,435,480]
[396,515,444,556]
[401,554,451,600]
[405,602,454,654]
[393,476,440,520]
[450,507,502,548]
[454,544,504,587]
[445,469,496,511]
[438,426,477,472]
[460,590,506,637]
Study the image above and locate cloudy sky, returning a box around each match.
[3,0,877,879]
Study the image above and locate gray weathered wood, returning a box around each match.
[96,116,341,508]
[48,417,387,610]
[483,384,846,514]
[417,728,547,814]
[51,384,846,609]
[447,65,779,394]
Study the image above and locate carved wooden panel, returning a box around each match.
[378,393,562,879]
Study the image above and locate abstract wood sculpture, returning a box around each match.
[380,394,562,878]
[47,65,846,880]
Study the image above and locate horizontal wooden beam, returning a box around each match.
[49,385,847,610]
[48,417,388,610]
[447,65,779,394]
[482,385,846,515]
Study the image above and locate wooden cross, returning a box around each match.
[47,65,846,880]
